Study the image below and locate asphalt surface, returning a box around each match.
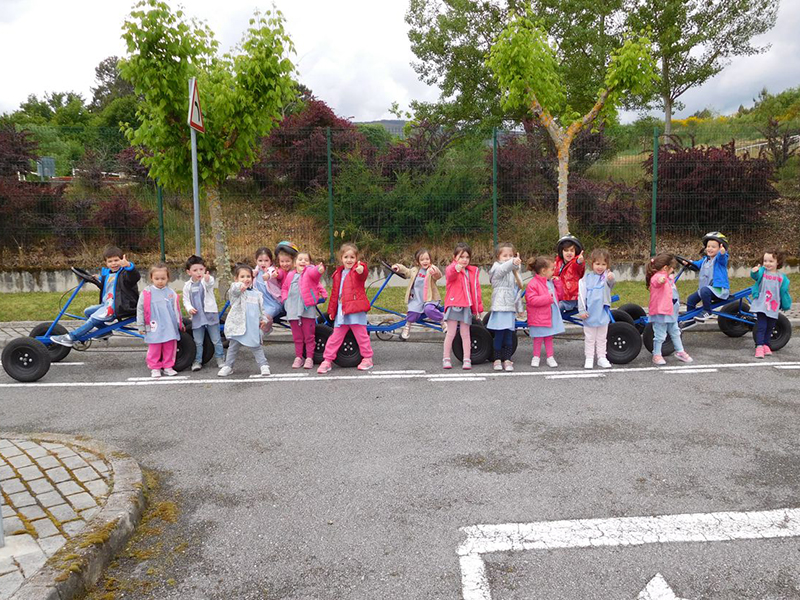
[1,328,800,599]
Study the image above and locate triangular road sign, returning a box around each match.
[187,77,205,133]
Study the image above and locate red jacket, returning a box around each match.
[328,262,370,319]
[444,262,484,314]
[526,275,563,327]
[554,256,584,301]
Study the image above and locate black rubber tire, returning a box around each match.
[617,303,647,333]
[173,331,197,372]
[718,301,754,338]
[754,312,792,351]
[452,323,494,365]
[332,330,363,368]
[610,309,635,326]
[2,338,52,382]
[606,322,643,364]
[481,313,520,360]
[643,322,674,356]
[201,330,215,364]
[313,324,333,364]
[29,322,71,362]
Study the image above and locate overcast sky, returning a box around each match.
[1,0,798,122]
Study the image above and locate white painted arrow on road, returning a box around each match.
[638,574,688,600]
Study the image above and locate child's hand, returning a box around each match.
[455,263,463,272]
[203,272,210,282]
[138,329,145,336]
[513,253,521,266]
[317,263,325,274]
[429,265,441,277]
[751,264,761,273]
[262,272,271,281]
[658,276,667,284]
[188,307,198,315]
[391,263,400,272]
[355,263,364,275]
[259,320,269,332]
[607,272,615,282]
[121,254,131,268]
[719,246,727,255]
[577,312,589,320]
[576,252,584,264]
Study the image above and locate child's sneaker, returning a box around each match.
[50,334,74,347]
[584,357,594,369]
[216,356,225,368]
[674,351,693,363]
[163,368,178,376]
[217,366,233,377]
[401,324,411,340]
[317,360,332,374]
[443,357,452,369]
[292,357,303,369]
[493,360,503,371]
[546,356,558,368]
[303,357,314,369]
[150,369,161,378]
[357,358,374,371]
[462,359,472,370]
[652,354,666,366]
[597,357,612,369]
[763,345,773,356]
[191,362,202,372]
[531,356,540,368]
[754,345,765,359]
[503,360,514,372]
[260,365,271,376]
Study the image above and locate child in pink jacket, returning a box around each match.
[647,253,693,365]
[525,256,564,368]
[281,251,326,369]
[443,242,484,370]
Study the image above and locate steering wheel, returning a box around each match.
[381,260,408,279]
[71,267,102,289]
[674,255,700,272]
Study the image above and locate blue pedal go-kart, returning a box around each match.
[1,267,206,382]
[615,255,792,355]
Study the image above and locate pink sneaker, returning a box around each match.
[754,346,765,359]
[652,354,666,366]
[303,357,314,369]
[317,360,332,374]
[357,358,374,371]
[292,357,303,369]
[763,345,773,356]
[674,351,693,363]
[442,357,452,369]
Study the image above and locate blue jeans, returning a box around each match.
[192,324,224,363]
[754,313,777,347]
[653,321,684,355]
[687,286,720,313]
[69,305,111,340]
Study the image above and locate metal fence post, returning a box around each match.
[650,127,659,257]
[492,127,498,249]
[326,127,334,264]
[157,184,166,262]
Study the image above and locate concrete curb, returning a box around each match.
[1,433,144,600]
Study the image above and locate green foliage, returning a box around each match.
[120,0,296,190]
[356,124,394,151]
[604,36,659,109]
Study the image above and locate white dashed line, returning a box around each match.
[661,368,719,374]
[545,373,606,380]
[126,376,190,381]
[369,370,427,375]
[249,372,310,378]
[774,365,800,369]
[51,362,85,366]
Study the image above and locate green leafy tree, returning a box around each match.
[89,56,136,112]
[120,0,296,286]
[488,11,658,235]
[626,0,779,135]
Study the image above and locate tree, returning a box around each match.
[626,0,779,135]
[120,0,296,286]
[90,56,135,112]
[488,11,658,235]
[0,124,38,178]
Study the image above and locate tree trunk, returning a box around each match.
[556,143,570,237]
[207,185,232,293]
[663,94,673,136]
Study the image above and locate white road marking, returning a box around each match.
[1,361,798,389]
[429,377,486,382]
[638,574,687,600]
[457,506,800,600]
[51,362,85,366]
[545,373,606,380]
[126,376,190,381]
[369,370,427,375]
[661,368,719,374]
[249,372,310,378]
[774,365,800,370]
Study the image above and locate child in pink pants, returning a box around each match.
[136,264,183,378]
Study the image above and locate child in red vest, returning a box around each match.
[553,234,585,311]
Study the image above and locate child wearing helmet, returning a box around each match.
[553,234,585,311]
[686,232,730,322]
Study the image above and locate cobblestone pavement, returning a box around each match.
[0,438,111,599]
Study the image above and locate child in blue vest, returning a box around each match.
[577,248,616,369]
[51,246,140,347]
[751,249,792,358]
[136,264,183,378]
[183,255,224,371]
[687,232,730,322]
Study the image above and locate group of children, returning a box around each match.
[50,232,792,377]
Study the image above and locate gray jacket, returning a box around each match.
[225,283,266,337]
[489,260,523,313]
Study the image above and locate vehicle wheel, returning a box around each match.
[610,309,635,326]
[173,331,196,372]
[313,324,333,364]
[642,322,674,356]
[2,338,52,382]
[375,319,396,341]
[29,322,71,362]
[718,301,754,338]
[452,323,494,365]
[606,322,642,364]
[333,330,362,367]
[201,330,215,364]
[756,313,792,351]
[484,325,520,360]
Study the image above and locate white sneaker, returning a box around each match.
[163,368,178,376]
[401,324,410,340]
[215,357,225,368]
[493,360,503,371]
[546,356,558,368]
[191,362,202,371]
[531,356,540,368]
[217,366,233,377]
[50,334,74,347]
[597,357,612,368]
[503,360,514,372]
[260,365,271,376]
[584,357,594,369]
[150,369,161,378]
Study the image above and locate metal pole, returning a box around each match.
[191,127,201,256]
[650,127,659,257]
[157,184,166,262]
[326,126,334,264]
[492,127,498,249]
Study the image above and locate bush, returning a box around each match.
[93,191,155,251]
[0,180,64,246]
[645,141,778,231]
[568,177,643,242]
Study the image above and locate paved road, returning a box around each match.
[2,329,800,599]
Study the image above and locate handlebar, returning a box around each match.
[71,267,102,289]
[381,260,408,279]
[674,255,699,272]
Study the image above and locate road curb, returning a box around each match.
[1,433,144,600]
